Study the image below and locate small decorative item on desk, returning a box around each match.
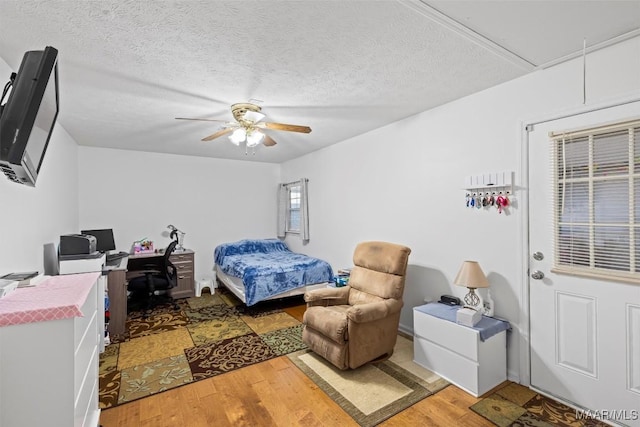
[167,224,186,252]
[483,289,495,316]
[133,238,154,254]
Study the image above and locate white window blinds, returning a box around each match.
[551,118,640,284]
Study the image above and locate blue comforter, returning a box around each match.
[214,239,334,306]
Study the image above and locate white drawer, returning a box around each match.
[413,308,479,361]
[75,346,99,427]
[414,335,480,396]
[74,283,97,350]
[74,311,98,398]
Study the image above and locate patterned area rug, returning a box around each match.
[287,335,449,427]
[99,289,307,408]
[471,383,610,427]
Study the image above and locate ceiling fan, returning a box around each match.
[176,102,311,148]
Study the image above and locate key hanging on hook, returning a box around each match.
[496,192,509,214]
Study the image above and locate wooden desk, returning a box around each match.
[104,259,128,340]
[105,249,195,340]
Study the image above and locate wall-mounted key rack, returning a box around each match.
[464,171,514,213]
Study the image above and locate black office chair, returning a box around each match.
[127,240,179,313]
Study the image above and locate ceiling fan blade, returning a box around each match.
[263,135,277,146]
[175,117,229,123]
[202,127,234,142]
[263,122,312,133]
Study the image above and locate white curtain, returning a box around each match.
[277,183,287,238]
[300,178,310,242]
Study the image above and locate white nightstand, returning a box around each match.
[413,303,508,397]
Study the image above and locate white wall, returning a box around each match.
[280,36,640,381]
[77,147,280,280]
[0,56,80,276]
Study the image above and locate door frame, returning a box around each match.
[518,94,640,387]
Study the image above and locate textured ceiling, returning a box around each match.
[0,1,638,163]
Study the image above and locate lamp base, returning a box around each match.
[463,288,484,311]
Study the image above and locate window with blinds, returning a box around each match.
[551,118,640,283]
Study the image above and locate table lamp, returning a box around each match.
[167,224,185,251]
[453,260,489,311]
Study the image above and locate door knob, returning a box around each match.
[531,270,545,280]
[533,251,544,261]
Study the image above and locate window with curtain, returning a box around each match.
[286,183,301,233]
[552,118,640,283]
[277,178,309,241]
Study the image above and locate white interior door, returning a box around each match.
[529,102,640,426]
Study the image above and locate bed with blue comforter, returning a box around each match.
[214,238,334,306]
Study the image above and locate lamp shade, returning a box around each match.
[453,261,489,289]
[246,130,265,147]
[228,128,246,145]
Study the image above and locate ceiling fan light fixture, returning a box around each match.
[229,128,246,145]
[246,129,265,147]
[179,102,309,150]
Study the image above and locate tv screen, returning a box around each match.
[81,229,116,253]
[0,46,59,186]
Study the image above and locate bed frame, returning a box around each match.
[215,264,327,304]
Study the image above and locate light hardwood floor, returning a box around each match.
[100,304,498,427]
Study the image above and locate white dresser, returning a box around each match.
[0,272,102,427]
[59,253,107,352]
[413,303,508,397]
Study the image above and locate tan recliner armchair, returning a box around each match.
[302,241,411,370]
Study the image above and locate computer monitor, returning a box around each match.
[81,228,116,253]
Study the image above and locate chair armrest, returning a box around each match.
[304,286,350,307]
[346,299,403,323]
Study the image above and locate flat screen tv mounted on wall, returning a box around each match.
[0,46,59,186]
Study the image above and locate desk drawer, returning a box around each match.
[170,253,193,263]
[173,262,193,274]
[177,273,193,288]
[171,272,194,299]
[413,308,479,361]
